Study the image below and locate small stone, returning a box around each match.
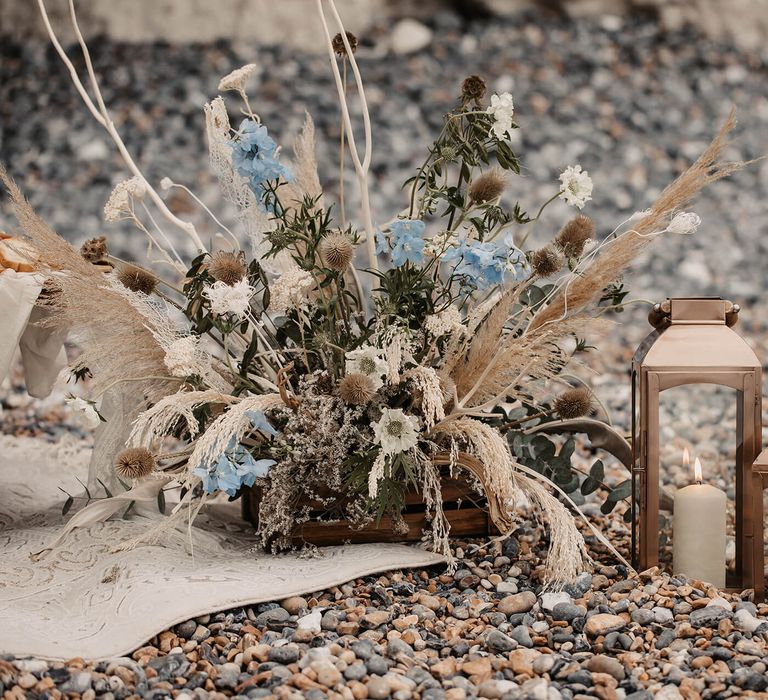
[268,645,300,664]
[631,608,654,626]
[477,679,518,698]
[366,655,389,676]
[418,594,441,611]
[497,581,518,594]
[652,607,674,624]
[390,18,433,55]
[551,602,587,622]
[387,637,414,658]
[705,596,732,610]
[508,648,539,676]
[510,625,533,648]
[485,629,515,652]
[366,675,391,699]
[532,654,555,675]
[281,596,308,614]
[498,591,536,615]
[585,614,626,636]
[587,655,626,681]
[176,620,197,639]
[191,624,211,641]
[689,606,731,628]
[539,592,572,611]
[734,608,767,632]
[316,664,342,687]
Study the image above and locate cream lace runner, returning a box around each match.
[0,434,445,661]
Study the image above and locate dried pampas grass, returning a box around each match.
[529,110,745,332]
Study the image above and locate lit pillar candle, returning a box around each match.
[673,450,726,587]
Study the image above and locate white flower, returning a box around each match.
[203,278,254,319]
[667,212,701,235]
[372,408,420,456]
[558,165,593,209]
[164,336,207,378]
[269,268,315,315]
[346,346,387,390]
[103,177,147,223]
[218,63,258,92]
[487,92,515,140]
[65,396,101,430]
[425,306,465,338]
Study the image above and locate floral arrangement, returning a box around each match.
[1,1,744,582]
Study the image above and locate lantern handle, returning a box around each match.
[647,298,739,329]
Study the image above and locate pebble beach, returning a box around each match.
[2,6,768,700]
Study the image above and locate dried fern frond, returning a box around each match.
[129,389,240,448]
[282,112,324,209]
[528,110,744,331]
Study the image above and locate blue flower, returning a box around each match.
[245,409,278,437]
[378,219,426,267]
[230,119,292,199]
[443,235,530,290]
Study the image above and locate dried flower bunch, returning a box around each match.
[0,0,744,581]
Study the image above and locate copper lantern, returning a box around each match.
[631,297,764,596]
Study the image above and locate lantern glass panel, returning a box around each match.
[657,384,737,582]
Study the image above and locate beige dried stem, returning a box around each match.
[528,109,744,331]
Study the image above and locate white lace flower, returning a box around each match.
[667,212,701,235]
[269,268,315,315]
[203,278,254,319]
[103,177,147,222]
[487,92,515,140]
[218,64,258,92]
[558,165,593,209]
[65,396,101,430]
[425,306,465,338]
[346,346,387,390]
[372,408,420,456]
[164,336,207,378]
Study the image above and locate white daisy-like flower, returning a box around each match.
[667,211,701,235]
[103,177,147,223]
[203,278,254,319]
[269,268,315,315]
[487,92,515,140]
[424,306,465,338]
[346,346,388,390]
[218,64,258,92]
[558,165,593,209]
[164,336,207,378]
[372,408,420,456]
[65,396,101,430]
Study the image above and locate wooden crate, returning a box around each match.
[241,472,497,547]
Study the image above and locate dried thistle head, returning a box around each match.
[439,375,456,407]
[80,235,108,263]
[555,215,595,258]
[208,250,246,286]
[460,75,487,106]
[530,245,564,277]
[320,232,355,271]
[469,169,506,204]
[115,447,156,480]
[553,387,594,420]
[117,264,157,295]
[332,31,358,57]
[338,372,377,405]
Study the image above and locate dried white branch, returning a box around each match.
[316,0,377,273]
[37,0,206,253]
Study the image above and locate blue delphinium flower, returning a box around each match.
[444,235,530,289]
[192,411,278,496]
[377,219,426,267]
[230,119,292,199]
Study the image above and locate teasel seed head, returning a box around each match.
[555,214,595,259]
[332,31,358,57]
[80,235,108,263]
[338,372,377,405]
[208,250,247,286]
[320,232,355,271]
[468,168,507,204]
[460,74,487,106]
[530,245,564,277]
[553,387,594,420]
[117,264,157,295]
[115,447,156,480]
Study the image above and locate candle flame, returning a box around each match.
[683,447,690,469]
[694,457,703,484]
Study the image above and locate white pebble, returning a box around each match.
[706,597,732,610]
[538,592,572,611]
